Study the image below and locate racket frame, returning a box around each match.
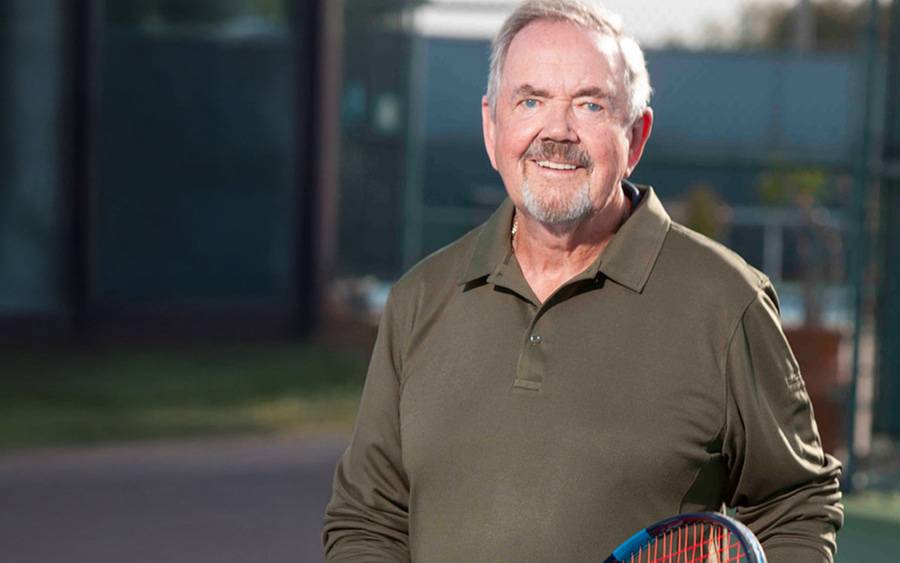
[603,512,766,563]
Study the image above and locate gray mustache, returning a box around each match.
[523,140,592,168]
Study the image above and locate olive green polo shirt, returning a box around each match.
[323,186,843,563]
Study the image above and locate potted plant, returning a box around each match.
[758,168,848,456]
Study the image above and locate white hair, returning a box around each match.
[486,0,652,124]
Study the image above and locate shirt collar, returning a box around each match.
[457,198,517,285]
[595,185,671,292]
[457,184,671,294]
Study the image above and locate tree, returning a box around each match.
[758,168,846,327]
[694,0,891,52]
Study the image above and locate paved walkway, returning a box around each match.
[0,434,348,563]
[6,433,894,561]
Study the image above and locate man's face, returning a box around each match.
[482,20,652,226]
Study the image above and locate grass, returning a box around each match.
[841,492,900,560]
[5,340,900,559]
[0,341,367,449]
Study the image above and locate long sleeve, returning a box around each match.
[723,284,844,563]
[322,289,411,562]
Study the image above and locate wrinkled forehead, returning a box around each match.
[501,20,625,97]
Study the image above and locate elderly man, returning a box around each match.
[323,1,843,561]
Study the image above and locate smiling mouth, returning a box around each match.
[534,160,580,171]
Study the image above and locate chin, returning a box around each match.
[521,180,593,225]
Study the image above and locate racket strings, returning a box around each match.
[627,523,749,563]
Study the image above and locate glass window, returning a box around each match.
[334,2,416,283]
[93,0,299,304]
[727,225,765,271]
[0,0,63,313]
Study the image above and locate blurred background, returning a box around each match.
[1,0,898,560]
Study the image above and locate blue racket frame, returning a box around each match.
[602,512,767,563]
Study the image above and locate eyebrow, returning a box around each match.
[572,87,610,100]
[511,84,611,100]
[511,84,550,99]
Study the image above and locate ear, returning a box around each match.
[481,96,498,171]
[625,107,653,177]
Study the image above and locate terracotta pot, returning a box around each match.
[784,327,845,456]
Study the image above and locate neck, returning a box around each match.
[513,187,631,302]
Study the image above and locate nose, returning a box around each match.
[540,102,578,143]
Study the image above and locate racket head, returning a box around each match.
[602,512,766,563]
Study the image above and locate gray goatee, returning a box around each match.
[521,178,593,225]
[521,139,594,225]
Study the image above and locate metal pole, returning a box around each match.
[401,29,427,270]
[845,0,881,492]
[310,0,345,333]
[794,0,815,52]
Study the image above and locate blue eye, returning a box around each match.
[523,98,539,109]
[584,102,602,112]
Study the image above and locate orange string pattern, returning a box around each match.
[626,522,748,563]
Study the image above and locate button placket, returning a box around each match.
[514,314,547,392]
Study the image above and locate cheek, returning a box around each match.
[589,134,630,167]
[498,130,532,159]
[496,116,540,156]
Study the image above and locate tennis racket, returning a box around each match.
[603,512,766,563]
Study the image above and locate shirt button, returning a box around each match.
[529,335,542,345]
